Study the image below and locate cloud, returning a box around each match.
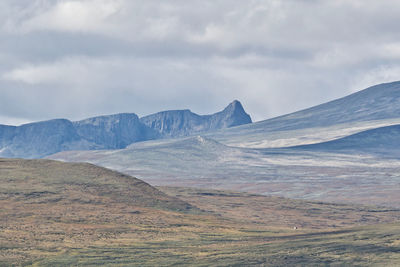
[0,55,237,121]
[1,0,400,124]
[350,65,400,93]
[6,0,122,34]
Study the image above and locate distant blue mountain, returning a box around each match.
[73,113,158,149]
[140,100,252,137]
[0,100,251,158]
[0,119,88,158]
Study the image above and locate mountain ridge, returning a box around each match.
[140,100,252,137]
[0,100,251,158]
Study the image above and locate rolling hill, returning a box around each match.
[0,158,192,211]
[2,158,400,266]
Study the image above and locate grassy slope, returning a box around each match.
[1,159,400,266]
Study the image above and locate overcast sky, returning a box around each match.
[1,0,400,125]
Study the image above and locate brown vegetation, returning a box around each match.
[1,159,399,266]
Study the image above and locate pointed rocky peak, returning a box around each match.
[211,100,252,128]
[224,100,244,111]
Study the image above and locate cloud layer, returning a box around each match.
[1,0,400,124]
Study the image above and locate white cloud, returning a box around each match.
[1,0,400,124]
[20,0,122,33]
[350,66,400,93]
[2,57,95,85]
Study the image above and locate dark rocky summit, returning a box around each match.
[73,113,158,149]
[140,100,252,137]
[0,101,252,158]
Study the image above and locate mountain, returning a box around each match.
[0,100,252,158]
[0,125,16,147]
[255,81,400,131]
[47,81,400,211]
[0,115,149,159]
[291,124,400,156]
[73,113,158,149]
[208,81,400,147]
[140,100,252,137]
[0,119,95,158]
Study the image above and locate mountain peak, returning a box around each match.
[0,101,253,158]
[230,99,242,106]
[213,100,252,128]
[140,100,252,137]
[224,100,244,112]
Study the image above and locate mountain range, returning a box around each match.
[0,100,251,158]
[49,81,400,208]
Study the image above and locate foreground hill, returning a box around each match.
[0,100,251,158]
[1,158,400,266]
[209,81,400,147]
[0,158,192,212]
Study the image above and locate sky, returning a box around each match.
[1,0,400,125]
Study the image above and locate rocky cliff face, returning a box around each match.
[206,100,252,129]
[0,125,16,147]
[0,100,252,158]
[140,100,252,137]
[73,113,158,149]
[0,119,86,158]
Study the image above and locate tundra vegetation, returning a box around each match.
[1,159,400,266]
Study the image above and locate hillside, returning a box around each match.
[49,136,248,184]
[0,158,192,211]
[2,158,400,266]
[291,124,400,156]
[50,134,400,208]
[242,81,400,131]
[0,100,251,158]
[208,81,400,148]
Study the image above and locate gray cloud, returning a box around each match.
[1,0,400,124]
